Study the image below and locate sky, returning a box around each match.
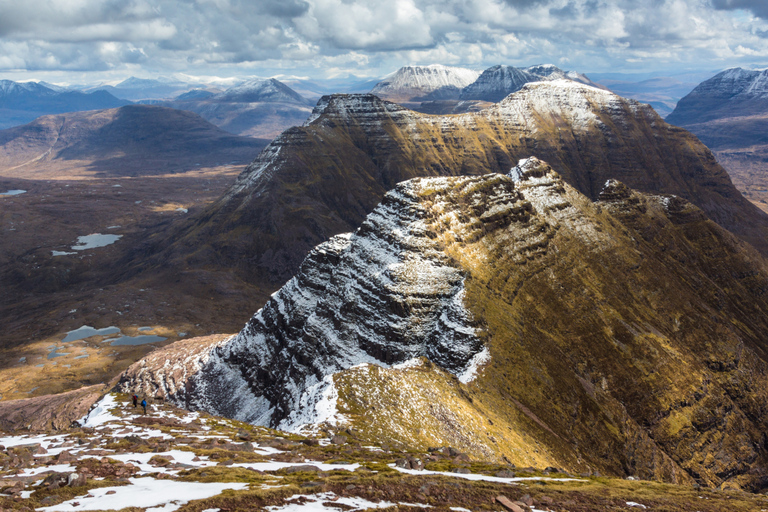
[1,0,768,84]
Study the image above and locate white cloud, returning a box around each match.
[2,0,768,78]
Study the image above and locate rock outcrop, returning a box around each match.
[0,384,106,431]
[121,158,768,491]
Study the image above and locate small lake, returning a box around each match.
[47,348,70,359]
[110,335,167,346]
[71,233,122,251]
[62,325,121,343]
[0,190,26,197]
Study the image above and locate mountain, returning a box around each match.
[150,80,768,308]
[371,63,601,114]
[214,78,311,104]
[120,157,768,490]
[459,64,601,102]
[666,68,768,125]
[159,78,314,139]
[666,68,768,214]
[0,79,129,130]
[370,65,481,102]
[90,76,196,101]
[0,105,269,178]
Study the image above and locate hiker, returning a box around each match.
[141,398,147,415]
[132,394,138,408]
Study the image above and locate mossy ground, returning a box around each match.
[2,394,767,512]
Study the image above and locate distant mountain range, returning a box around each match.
[156,78,315,139]
[369,64,604,114]
[594,75,703,118]
[0,80,129,130]
[0,105,269,178]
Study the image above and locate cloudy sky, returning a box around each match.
[1,0,768,83]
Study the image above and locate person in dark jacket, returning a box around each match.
[132,395,138,408]
[141,398,147,415]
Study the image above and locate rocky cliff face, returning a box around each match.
[121,157,768,490]
[161,80,768,300]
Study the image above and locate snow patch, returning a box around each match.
[79,394,121,427]
[36,477,247,512]
[458,346,491,384]
[266,492,394,512]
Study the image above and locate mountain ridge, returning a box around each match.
[120,157,768,490]
[201,80,768,289]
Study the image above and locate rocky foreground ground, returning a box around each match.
[0,393,766,512]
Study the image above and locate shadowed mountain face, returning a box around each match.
[121,159,768,491]
[0,105,269,178]
[154,81,768,301]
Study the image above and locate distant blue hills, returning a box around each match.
[0,80,130,129]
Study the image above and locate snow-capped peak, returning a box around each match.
[371,65,481,98]
[215,77,309,104]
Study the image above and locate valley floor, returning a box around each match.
[0,393,766,512]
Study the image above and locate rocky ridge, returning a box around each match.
[5,392,763,511]
[122,157,768,490]
[183,80,768,299]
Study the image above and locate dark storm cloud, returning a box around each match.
[712,0,768,19]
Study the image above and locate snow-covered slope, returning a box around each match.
[667,67,768,125]
[371,65,480,101]
[460,64,601,102]
[214,78,310,105]
[185,177,487,428]
[0,80,57,97]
